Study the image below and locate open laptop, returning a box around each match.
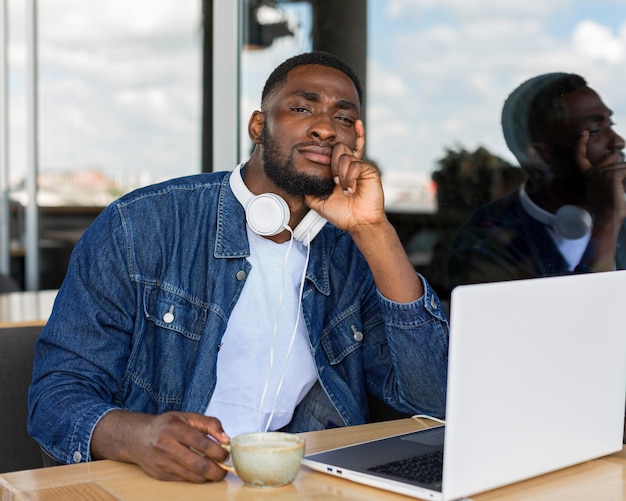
[302,271,626,500]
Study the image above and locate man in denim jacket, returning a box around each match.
[28,52,449,483]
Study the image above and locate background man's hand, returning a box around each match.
[575,130,626,224]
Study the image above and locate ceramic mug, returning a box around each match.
[215,432,305,488]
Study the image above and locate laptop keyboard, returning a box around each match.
[367,450,443,488]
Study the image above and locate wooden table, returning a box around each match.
[1,417,625,500]
[0,289,57,327]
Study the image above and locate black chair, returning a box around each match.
[0,325,45,473]
[367,393,412,423]
[0,273,21,293]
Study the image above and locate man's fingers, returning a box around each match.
[178,444,229,482]
[148,450,228,483]
[353,119,365,160]
[185,414,230,444]
[177,414,230,463]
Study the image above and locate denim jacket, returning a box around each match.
[28,170,449,465]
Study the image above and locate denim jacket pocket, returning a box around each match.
[143,285,208,341]
[320,317,364,366]
[121,286,210,412]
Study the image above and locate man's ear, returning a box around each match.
[528,142,553,167]
[524,143,555,186]
[248,111,265,144]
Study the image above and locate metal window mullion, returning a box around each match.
[0,0,9,275]
[24,0,39,290]
[212,0,240,170]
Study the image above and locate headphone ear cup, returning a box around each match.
[229,163,327,242]
[292,210,327,246]
[520,185,592,240]
[553,205,592,240]
[246,193,290,237]
[230,164,291,237]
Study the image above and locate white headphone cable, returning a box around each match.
[263,231,311,432]
[257,225,296,433]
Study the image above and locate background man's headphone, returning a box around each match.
[229,163,327,246]
[519,184,592,240]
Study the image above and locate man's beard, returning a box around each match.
[261,127,335,198]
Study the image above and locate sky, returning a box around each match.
[4,0,203,186]
[3,0,626,197]
[364,0,626,178]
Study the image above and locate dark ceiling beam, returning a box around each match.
[311,0,367,119]
[201,0,213,173]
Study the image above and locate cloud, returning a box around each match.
[368,62,411,98]
[572,20,625,63]
[38,0,200,42]
[387,0,569,19]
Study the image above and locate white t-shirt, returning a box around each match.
[545,226,590,271]
[205,226,317,437]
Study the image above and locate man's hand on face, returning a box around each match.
[304,120,386,233]
[575,130,626,223]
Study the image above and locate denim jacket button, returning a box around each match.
[236,270,246,281]
[351,325,363,342]
[430,295,438,309]
[73,450,82,463]
[163,312,174,323]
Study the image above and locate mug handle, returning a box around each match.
[213,444,236,475]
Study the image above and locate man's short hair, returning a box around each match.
[501,73,587,170]
[261,51,363,109]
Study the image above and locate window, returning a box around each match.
[6,0,203,206]
[3,0,202,289]
[4,0,625,292]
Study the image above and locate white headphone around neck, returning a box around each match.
[519,184,592,240]
[229,163,327,246]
